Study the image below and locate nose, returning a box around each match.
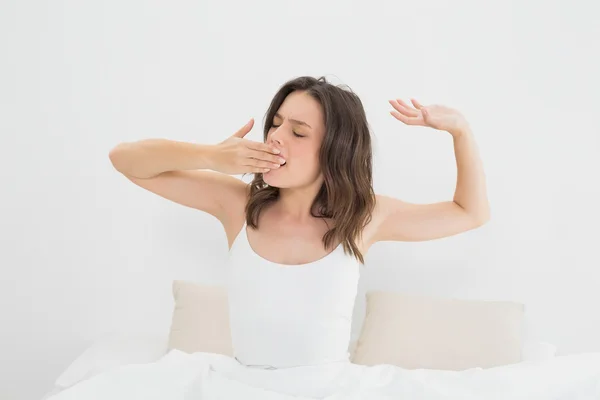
[269,126,284,146]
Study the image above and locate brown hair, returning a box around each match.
[245,76,375,264]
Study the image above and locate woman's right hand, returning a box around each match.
[209,118,286,175]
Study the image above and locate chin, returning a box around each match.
[262,169,321,190]
[262,174,290,188]
[262,168,300,189]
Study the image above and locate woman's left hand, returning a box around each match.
[389,98,469,138]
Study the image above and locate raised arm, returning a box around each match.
[108,118,286,237]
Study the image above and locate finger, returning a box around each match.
[410,98,425,110]
[248,149,286,165]
[389,100,419,117]
[244,158,281,169]
[390,110,422,125]
[395,98,414,109]
[232,118,254,138]
[247,140,281,155]
[395,98,421,114]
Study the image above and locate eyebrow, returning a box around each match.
[274,113,312,129]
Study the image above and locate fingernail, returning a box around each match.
[273,148,280,154]
[278,158,286,164]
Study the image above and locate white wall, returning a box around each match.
[1,0,599,399]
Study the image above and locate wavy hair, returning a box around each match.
[245,76,375,264]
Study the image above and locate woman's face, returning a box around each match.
[262,91,326,189]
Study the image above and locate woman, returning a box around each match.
[52,77,599,399]
[109,75,490,267]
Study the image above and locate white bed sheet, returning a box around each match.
[45,348,600,400]
[41,334,562,399]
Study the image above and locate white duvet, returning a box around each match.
[48,349,600,400]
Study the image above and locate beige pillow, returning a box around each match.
[167,280,233,356]
[352,291,525,370]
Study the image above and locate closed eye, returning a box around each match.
[271,124,305,138]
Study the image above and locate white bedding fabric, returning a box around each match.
[48,333,557,392]
[45,335,559,399]
[47,348,600,400]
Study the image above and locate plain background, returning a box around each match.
[1,0,599,399]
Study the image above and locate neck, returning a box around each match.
[275,186,321,223]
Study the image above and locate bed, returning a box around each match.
[42,281,600,399]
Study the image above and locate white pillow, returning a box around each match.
[55,333,168,389]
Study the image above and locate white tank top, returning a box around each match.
[227,221,360,369]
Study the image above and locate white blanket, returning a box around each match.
[48,349,600,399]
